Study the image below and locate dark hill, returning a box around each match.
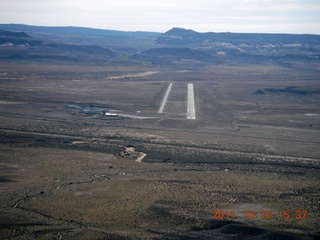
[153,27,320,65]
[47,43,117,57]
[1,25,319,66]
[0,29,42,46]
[0,30,30,38]
[0,29,117,63]
[0,24,160,55]
[253,87,320,96]
[158,27,320,46]
[0,24,160,37]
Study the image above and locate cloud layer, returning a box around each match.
[0,0,319,34]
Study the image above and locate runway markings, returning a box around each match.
[187,83,196,120]
[158,82,173,113]
[158,82,196,120]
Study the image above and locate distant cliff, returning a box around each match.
[0,24,319,66]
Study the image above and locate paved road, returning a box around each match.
[187,83,196,119]
[158,82,173,113]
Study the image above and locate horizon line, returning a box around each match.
[1,23,320,36]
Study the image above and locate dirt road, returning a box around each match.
[158,82,173,113]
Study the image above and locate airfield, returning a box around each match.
[0,60,319,239]
[1,23,320,240]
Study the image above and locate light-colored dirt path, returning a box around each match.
[158,82,173,113]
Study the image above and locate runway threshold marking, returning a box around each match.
[187,83,196,120]
[158,82,173,113]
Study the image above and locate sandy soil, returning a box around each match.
[0,62,319,239]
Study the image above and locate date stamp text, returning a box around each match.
[212,209,308,220]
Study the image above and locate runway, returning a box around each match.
[187,83,196,119]
[158,82,173,113]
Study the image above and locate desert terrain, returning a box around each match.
[0,26,320,239]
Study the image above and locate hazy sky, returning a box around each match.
[0,0,319,34]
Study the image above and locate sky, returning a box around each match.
[0,0,319,34]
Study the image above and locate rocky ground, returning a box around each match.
[0,61,319,239]
[0,127,319,239]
